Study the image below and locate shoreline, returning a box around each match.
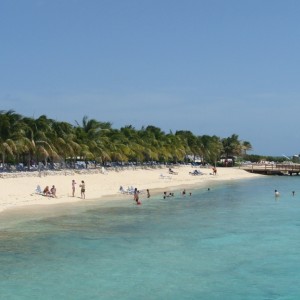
[0,166,261,216]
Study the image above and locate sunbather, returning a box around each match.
[189,170,202,175]
[43,186,51,196]
[169,168,178,175]
[50,185,57,197]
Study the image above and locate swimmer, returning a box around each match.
[275,190,280,197]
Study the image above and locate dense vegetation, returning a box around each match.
[0,110,253,168]
[242,154,289,164]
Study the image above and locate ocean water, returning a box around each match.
[1,176,300,300]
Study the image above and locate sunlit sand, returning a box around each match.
[0,165,260,214]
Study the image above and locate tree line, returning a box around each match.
[0,110,253,168]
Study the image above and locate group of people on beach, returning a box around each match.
[72,179,86,199]
[43,185,57,197]
[39,180,86,199]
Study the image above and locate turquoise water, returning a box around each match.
[1,176,300,299]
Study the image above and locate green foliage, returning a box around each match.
[0,109,253,166]
[242,154,262,163]
[264,156,286,163]
[242,154,287,163]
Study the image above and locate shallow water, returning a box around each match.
[1,176,300,299]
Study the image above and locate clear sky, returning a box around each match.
[1,0,300,156]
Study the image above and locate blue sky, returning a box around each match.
[1,0,300,156]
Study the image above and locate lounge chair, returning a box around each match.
[119,186,127,194]
[35,185,43,194]
[189,170,203,176]
[101,167,108,175]
[160,173,172,180]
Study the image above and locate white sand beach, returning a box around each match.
[0,165,261,214]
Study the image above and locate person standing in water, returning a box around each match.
[134,188,141,205]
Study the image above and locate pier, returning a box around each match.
[240,163,300,176]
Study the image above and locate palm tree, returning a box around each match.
[164,134,186,163]
[242,141,252,156]
[75,116,112,164]
[22,115,57,168]
[206,136,223,166]
[222,134,243,166]
[0,110,24,166]
[50,121,82,167]
[0,110,254,170]
[175,130,198,162]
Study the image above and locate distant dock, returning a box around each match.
[240,164,300,176]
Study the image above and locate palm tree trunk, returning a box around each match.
[2,152,5,168]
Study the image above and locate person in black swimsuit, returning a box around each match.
[80,180,85,199]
